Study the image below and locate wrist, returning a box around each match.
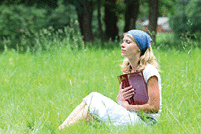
[119,101,129,109]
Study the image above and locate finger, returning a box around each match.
[121,88,134,98]
[120,87,134,99]
[124,94,134,100]
[125,86,132,90]
[122,86,132,92]
[123,91,134,97]
[124,88,134,94]
[123,91,134,99]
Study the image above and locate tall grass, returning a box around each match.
[156,33,201,51]
[0,33,200,133]
[1,20,83,52]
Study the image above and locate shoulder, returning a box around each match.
[143,64,158,73]
[143,64,161,83]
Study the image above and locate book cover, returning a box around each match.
[118,71,149,105]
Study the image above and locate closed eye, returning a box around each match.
[122,38,132,44]
[126,40,131,44]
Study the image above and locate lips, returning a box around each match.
[121,49,126,52]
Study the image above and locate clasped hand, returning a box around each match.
[117,86,134,109]
[119,86,135,101]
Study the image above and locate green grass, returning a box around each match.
[0,44,200,133]
[156,32,201,50]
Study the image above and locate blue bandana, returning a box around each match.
[127,30,152,56]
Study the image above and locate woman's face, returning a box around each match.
[121,33,140,58]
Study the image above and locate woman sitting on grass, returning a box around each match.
[59,30,162,129]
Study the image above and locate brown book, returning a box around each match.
[118,71,149,105]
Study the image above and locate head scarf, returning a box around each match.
[127,30,152,56]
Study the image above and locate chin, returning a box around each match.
[121,53,128,57]
[121,53,126,57]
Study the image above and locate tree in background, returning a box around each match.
[124,0,140,32]
[73,0,94,42]
[104,0,119,41]
[0,0,180,49]
[97,0,104,44]
[138,0,176,43]
[148,0,158,43]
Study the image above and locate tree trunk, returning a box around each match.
[124,0,140,32]
[104,0,119,41]
[148,0,158,44]
[76,6,84,38]
[98,0,104,44]
[76,0,93,42]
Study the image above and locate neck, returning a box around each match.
[128,56,140,72]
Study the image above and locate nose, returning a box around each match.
[121,42,125,48]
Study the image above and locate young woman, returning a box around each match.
[59,30,162,129]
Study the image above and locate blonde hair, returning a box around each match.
[121,45,160,73]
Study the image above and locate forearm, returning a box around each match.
[117,94,159,113]
[125,103,159,113]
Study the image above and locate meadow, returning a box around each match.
[0,33,201,134]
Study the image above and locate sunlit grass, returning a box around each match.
[0,43,200,133]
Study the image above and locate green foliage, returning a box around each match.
[138,0,176,22]
[92,7,105,40]
[158,0,177,16]
[2,24,84,52]
[48,2,77,30]
[169,0,190,34]
[0,3,80,51]
[0,0,22,5]
[0,0,58,8]
[169,0,201,38]
[185,0,201,33]
[0,4,47,40]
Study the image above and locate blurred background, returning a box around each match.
[0,0,201,51]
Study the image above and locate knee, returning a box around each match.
[84,92,102,103]
[88,92,100,97]
[88,92,104,99]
